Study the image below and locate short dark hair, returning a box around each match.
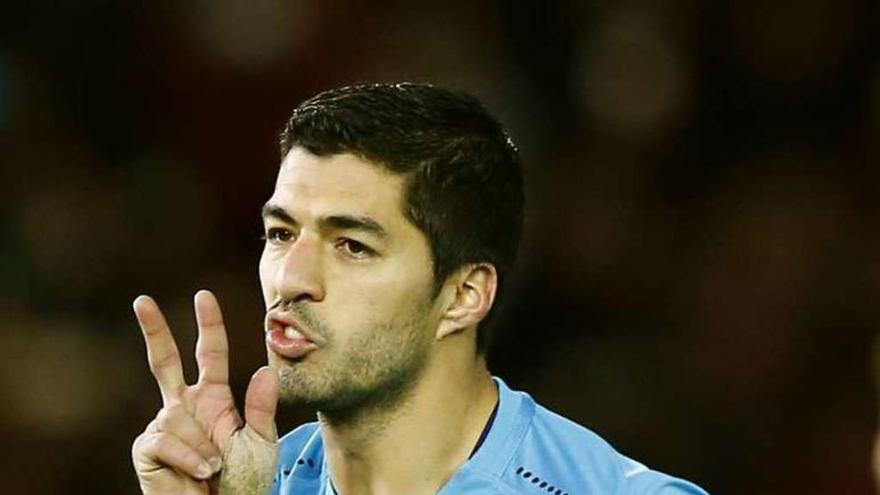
[279,82,524,353]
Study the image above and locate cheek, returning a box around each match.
[361,275,432,326]
[327,284,411,335]
[258,253,274,303]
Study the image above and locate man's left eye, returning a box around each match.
[338,239,373,258]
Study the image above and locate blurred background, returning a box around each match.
[1,0,878,493]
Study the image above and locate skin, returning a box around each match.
[131,147,500,495]
[130,291,278,495]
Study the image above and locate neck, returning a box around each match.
[318,350,497,495]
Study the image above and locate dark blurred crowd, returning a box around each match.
[1,1,879,493]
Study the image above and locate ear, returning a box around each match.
[435,264,498,341]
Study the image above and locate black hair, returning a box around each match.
[280,82,524,353]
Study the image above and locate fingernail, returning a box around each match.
[209,456,223,472]
[197,462,213,479]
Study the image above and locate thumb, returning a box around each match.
[244,365,279,442]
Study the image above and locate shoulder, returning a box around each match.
[500,389,708,495]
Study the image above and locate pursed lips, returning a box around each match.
[265,309,320,341]
[265,311,321,359]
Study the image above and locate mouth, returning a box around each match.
[265,316,319,360]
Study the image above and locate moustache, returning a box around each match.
[268,299,328,339]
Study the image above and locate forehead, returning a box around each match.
[269,147,409,225]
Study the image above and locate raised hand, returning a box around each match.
[131,290,279,495]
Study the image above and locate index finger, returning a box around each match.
[134,295,186,405]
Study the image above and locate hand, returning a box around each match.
[131,290,279,495]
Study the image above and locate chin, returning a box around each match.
[275,362,338,406]
[276,367,401,417]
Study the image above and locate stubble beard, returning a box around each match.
[274,310,432,419]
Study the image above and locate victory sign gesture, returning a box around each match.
[131,290,279,495]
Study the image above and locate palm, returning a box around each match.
[132,291,278,495]
[183,382,240,451]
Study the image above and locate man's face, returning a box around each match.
[259,147,440,413]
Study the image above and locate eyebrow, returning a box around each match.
[261,203,294,223]
[261,202,389,240]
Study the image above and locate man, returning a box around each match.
[131,83,708,494]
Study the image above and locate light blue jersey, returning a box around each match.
[271,377,708,494]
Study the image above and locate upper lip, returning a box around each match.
[265,309,321,344]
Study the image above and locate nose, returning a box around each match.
[272,234,326,303]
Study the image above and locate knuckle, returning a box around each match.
[197,439,218,456]
[182,450,205,470]
[146,433,167,453]
[153,432,184,456]
[144,417,160,434]
[155,409,170,431]
[134,434,159,458]
[131,417,163,458]
[131,433,147,456]
[143,433,201,471]
[155,404,185,430]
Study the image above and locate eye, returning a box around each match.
[263,227,293,245]
[337,239,374,259]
